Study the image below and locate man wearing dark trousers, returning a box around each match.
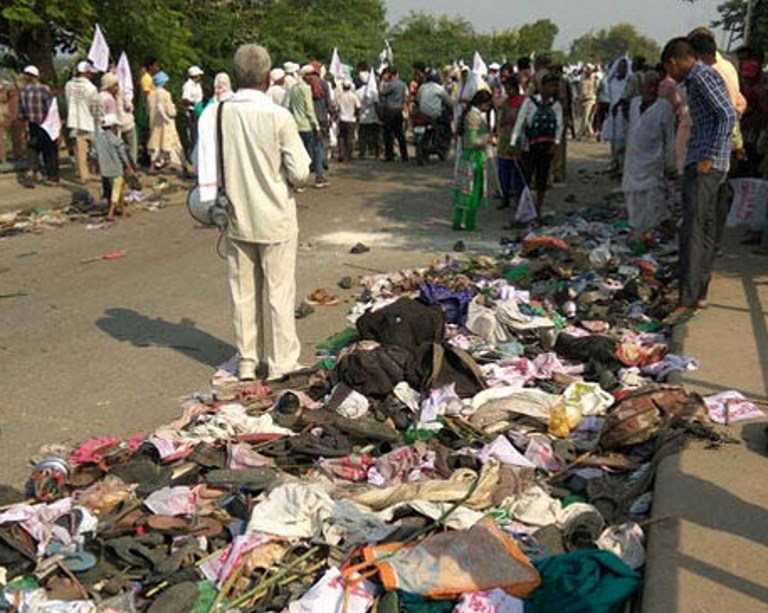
[19,65,59,186]
[662,38,736,323]
[380,67,408,162]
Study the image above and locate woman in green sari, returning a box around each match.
[452,89,493,231]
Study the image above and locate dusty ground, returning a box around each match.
[0,141,614,486]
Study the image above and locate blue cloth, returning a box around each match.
[498,158,526,200]
[684,61,736,171]
[153,71,170,88]
[418,282,475,325]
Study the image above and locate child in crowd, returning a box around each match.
[95,114,134,220]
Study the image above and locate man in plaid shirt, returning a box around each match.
[19,65,59,185]
[662,38,736,322]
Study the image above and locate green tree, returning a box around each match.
[1,0,94,82]
[517,19,559,57]
[388,11,477,74]
[683,0,768,51]
[569,23,660,64]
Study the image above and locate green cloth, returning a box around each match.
[525,550,641,613]
[286,81,319,132]
[316,327,358,352]
[190,580,217,612]
[453,106,490,231]
[399,591,454,612]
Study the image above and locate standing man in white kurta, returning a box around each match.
[197,44,311,382]
[621,71,676,240]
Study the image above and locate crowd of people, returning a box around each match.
[5,26,768,369]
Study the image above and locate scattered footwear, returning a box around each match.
[306,288,340,306]
[295,301,315,319]
[350,242,370,254]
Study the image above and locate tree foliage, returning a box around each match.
[2,1,562,87]
[569,23,661,64]
[388,11,558,73]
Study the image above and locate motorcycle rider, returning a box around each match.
[415,72,456,161]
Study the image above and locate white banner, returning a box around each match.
[41,97,61,141]
[116,52,133,105]
[88,24,110,72]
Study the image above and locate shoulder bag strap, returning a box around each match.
[216,101,226,195]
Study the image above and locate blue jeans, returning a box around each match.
[299,131,325,182]
[497,157,525,202]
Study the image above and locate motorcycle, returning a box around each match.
[413,109,451,166]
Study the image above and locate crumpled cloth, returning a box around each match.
[526,550,641,613]
[337,460,500,511]
[501,484,562,527]
[596,522,646,570]
[704,390,764,425]
[247,482,392,546]
[199,532,282,587]
[0,498,73,556]
[320,454,376,483]
[335,389,370,419]
[453,589,524,612]
[368,443,439,486]
[557,502,606,551]
[287,567,379,613]
[562,381,615,416]
[376,500,484,530]
[228,443,276,469]
[154,403,295,446]
[360,517,540,600]
[144,486,197,516]
[421,383,463,422]
[468,387,561,428]
[641,354,699,381]
[477,435,535,469]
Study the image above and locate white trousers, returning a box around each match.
[227,236,301,377]
[625,187,667,234]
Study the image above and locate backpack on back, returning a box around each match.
[526,98,557,145]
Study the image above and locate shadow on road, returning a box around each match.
[96,307,234,368]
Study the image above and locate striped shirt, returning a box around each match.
[19,83,53,125]
[684,61,736,171]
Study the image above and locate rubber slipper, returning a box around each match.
[146,515,223,538]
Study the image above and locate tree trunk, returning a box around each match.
[9,22,57,85]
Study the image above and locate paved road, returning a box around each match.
[0,143,614,485]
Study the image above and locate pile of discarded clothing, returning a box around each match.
[1,206,753,612]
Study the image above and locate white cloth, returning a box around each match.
[41,98,62,141]
[197,88,311,243]
[337,89,360,122]
[116,52,134,106]
[357,83,379,124]
[622,98,675,193]
[87,24,110,72]
[182,78,203,105]
[600,75,629,143]
[64,77,98,133]
[267,84,288,107]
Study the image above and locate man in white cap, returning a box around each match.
[19,65,59,185]
[283,62,299,88]
[197,44,311,381]
[267,68,288,106]
[65,61,99,182]
[183,66,205,151]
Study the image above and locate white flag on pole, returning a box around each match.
[363,69,378,103]
[88,24,110,72]
[116,52,133,105]
[330,48,344,80]
[472,51,488,76]
[41,98,62,142]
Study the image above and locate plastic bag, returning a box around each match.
[515,187,537,223]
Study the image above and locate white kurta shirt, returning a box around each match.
[64,77,98,133]
[622,97,676,193]
[182,78,203,106]
[197,89,311,244]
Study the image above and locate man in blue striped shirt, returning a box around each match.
[662,38,736,322]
